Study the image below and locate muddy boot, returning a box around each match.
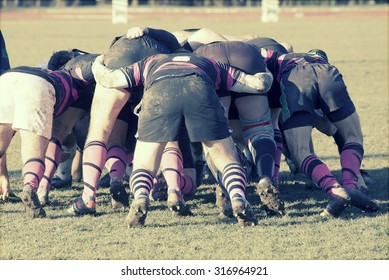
[20,184,46,218]
[125,195,149,228]
[320,185,350,218]
[256,176,285,216]
[346,187,379,213]
[110,179,129,209]
[167,189,193,216]
[231,196,258,227]
[149,176,167,202]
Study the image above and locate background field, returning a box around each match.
[0,5,388,260]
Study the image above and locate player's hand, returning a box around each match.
[126,27,148,40]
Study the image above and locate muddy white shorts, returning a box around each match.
[0,72,56,139]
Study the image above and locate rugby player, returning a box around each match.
[35,51,98,206]
[90,51,273,227]
[0,56,96,218]
[192,40,284,216]
[261,48,379,217]
[68,27,183,215]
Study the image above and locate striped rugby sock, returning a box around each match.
[130,169,154,199]
[161,147,183,193]
[40,137,62,191]
[222,163,247,201]
[23,158,45,191]
[301,155,340,197]
[105,145,127,182]
[340,143,364,190]
[82,140,107,201]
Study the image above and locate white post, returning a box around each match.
[112,0,128,25]
[261,0,280,23]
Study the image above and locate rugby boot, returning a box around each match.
[167,189,193,216]
[345,187,379,212]
[231,196,258,227]
[98,173,110,188]
[320,185,350,218]
[125,195,150,228]
[149,175,167,202]
[0,192,22,203]
[256,176,285,216]
[215,185,234,218]
[51,175,72,188]
[109,178,129,209]
[68,197,96,216]
[20,184,46,218]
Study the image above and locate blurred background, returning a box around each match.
[1,0,387,8]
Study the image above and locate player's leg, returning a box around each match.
[13,74,56,218]
[159,141,185,211]
[282,112,350,217]
[329,109,378,212]
[37,107,86,205]
[184,76,257,226]
[106,119,129,208]
[19,130,49,218]
[320,66,378,213]
[70,113,91,183]
[126,141,166,227]
[177,128,197,198]
[0,124,15,201]
[69,85,129,215]
[52,131,77,188]
[235,95,284,215]
[202,137,258,226]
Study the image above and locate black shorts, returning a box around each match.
[279,63,353,122]
[137,75,230,143]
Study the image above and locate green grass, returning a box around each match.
[0,5,388,260]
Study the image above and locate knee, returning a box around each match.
[240,116,274,145]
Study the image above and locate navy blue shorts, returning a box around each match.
[279,63,354,122]
[137,75,230,143]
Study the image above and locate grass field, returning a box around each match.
[0,5,388,262]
